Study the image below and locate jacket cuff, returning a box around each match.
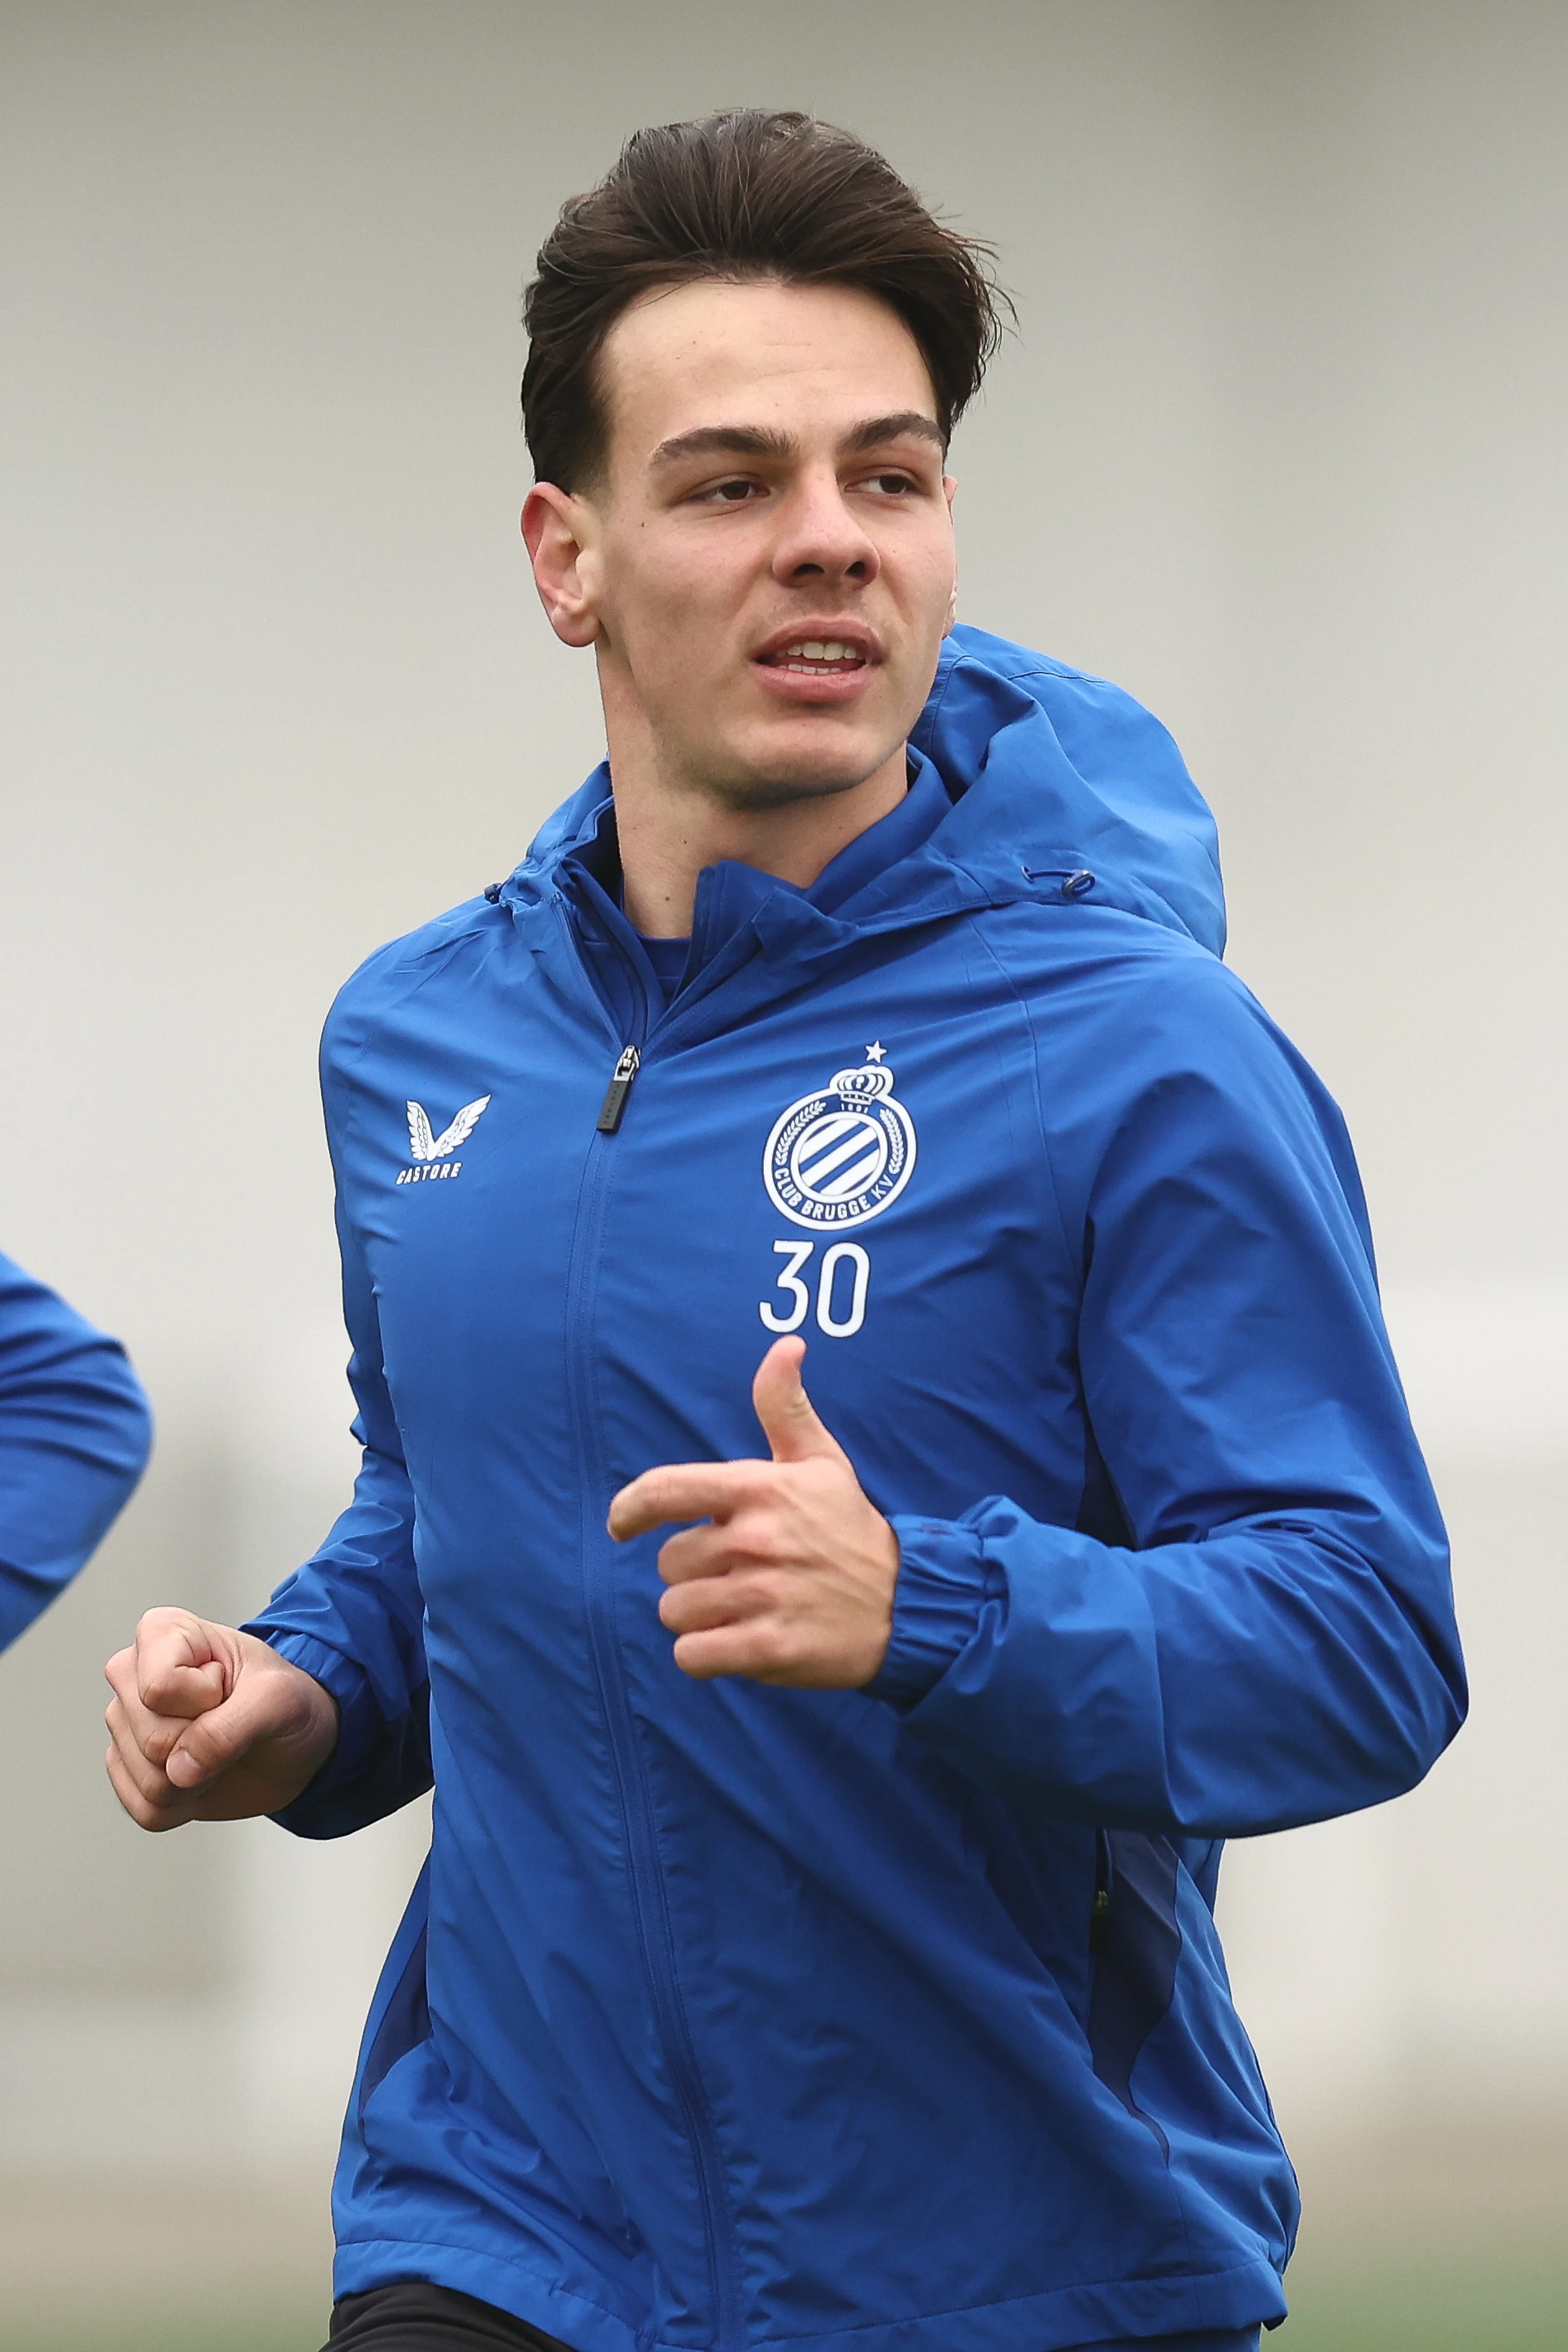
[243,1626,379,1800]
[866,1517,995,1712]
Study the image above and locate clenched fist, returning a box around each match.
[104,1608,339,1830]
[609,1337,899,1688]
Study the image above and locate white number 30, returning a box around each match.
[759,1239,871,1339]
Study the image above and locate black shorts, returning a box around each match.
[324,2284,1261,2352]
[325,2283,575,2350]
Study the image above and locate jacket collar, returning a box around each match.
[498,624,1226,960]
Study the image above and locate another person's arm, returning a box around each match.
[0,1250,152,1649]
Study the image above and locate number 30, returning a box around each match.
[759,1240,871,1339]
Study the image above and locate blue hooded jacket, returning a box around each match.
[0,1251,152,1646]
[249,626,1463,2352]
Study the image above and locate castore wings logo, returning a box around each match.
[397,1094,490,1185]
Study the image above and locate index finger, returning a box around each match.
[607,1459,764,1542]
[125,1613,228,1720]
[103,1654,202,1765]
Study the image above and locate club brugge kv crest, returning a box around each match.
[763,1044,917,1230]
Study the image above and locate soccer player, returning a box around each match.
[104,112,1464,2352]
[1,1249,151,1646]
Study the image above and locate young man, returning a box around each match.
[104,112,1463,2352]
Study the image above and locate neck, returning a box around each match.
[609,738,910,940]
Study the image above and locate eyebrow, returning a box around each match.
[648,410,946,470]
[842,411,946,456]
[650,423,794,469]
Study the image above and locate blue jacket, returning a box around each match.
[250,626,1463,2352]
[0,1251,152,1646]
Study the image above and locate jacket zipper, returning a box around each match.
[559,921,743,2348]
[596,1044,641,1133]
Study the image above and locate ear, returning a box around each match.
[523,483,601,649]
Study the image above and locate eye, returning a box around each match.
[694,477,765,506]
[860,471,919,497]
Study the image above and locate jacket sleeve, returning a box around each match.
[0,1252,152,1649]
[864,956,1466,1839]
[243,1203,432,1840]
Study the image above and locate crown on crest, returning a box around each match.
[831,1060,894,1104]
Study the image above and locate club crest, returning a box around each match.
[763,1045,916,1230]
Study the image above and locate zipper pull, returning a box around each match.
[596,1045,641,1134]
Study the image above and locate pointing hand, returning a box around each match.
[607,1338,898,1688]
[104,1607,340,1830]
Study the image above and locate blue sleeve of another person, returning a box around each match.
[0,1251,153,1649]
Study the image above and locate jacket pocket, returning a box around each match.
[1086,1829,1182,2153]
[357,1917,433,2117]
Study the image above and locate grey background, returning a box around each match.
[0,2,1563,2340]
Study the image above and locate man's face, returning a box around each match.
[535,278,958,808]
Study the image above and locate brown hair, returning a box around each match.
[522,109,1008,491]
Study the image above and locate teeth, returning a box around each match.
[778,639,859,663]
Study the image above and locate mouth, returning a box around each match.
[752,622,880,681]
[749,623,881,711]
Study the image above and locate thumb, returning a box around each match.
[752,1338,846,1465]
[165,1676,277,1790]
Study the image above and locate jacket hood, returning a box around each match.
[513,624,1226,959]
[912,626,1225,956]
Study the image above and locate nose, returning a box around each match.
[770,466,880,589]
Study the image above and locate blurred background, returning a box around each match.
[1,3,1564,2346]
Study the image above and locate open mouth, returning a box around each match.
[759,637,869,677]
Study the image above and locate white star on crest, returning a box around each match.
[865,1040,887,1063]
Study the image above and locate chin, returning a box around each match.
[700,727,897,811]
[722,766,871,813]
